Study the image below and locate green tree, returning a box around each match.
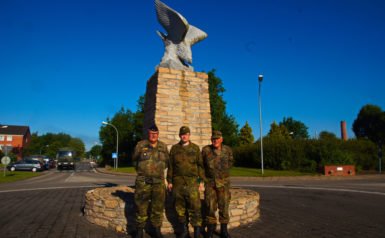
[267,121,291,139]
[353,104,385,144]
[319,131,338,140]
[68,138,86,157]
[23,132,41,155]
[23,132,85,158]
[133,95,145,142]
[239,121,254,146]
[279,117,309,139]
[100,107,136,166]
[207,69,239,146]
[89,145,102,159]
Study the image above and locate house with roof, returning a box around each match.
[0,125,31,160]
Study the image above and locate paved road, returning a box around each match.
[1,162,385,238]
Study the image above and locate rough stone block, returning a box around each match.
[231,209,244,216]
[157,67,170,73]
[230,216,241,222]
[143,68,212,148]
[103,211,117,218]
[104,199,119,209]
[85,187,260,234]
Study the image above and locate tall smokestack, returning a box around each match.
[340,121,348,141]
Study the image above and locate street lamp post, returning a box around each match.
[102,121,119,170]
[379,143,382,174]
[258,74,264,175]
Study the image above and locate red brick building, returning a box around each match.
[0,125,31,160]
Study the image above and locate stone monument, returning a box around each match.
[144,0,211,148]
[84,1,261,235]
[154,0,208,71]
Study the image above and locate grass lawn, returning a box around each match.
[106,166,317,177]
[0,170,43,183]
[230,167,317,177]
[113,167,137,174]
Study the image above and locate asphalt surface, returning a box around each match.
[0,162,385,238]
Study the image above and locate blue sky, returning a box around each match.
[1,0,385,150]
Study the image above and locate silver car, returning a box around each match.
[7,159,43,172]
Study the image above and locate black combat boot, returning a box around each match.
[178,223,189,238]
[153,227,163,238]
[193,226,201,238]
[200,225,207,238]
[135,228,144,238]
[205,224,215,238]
[220,223,231,238]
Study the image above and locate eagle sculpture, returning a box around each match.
[155,0,208,71]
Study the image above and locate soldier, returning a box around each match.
[133,124,169,238]
[202,131,234,238]
[167,126,205,238]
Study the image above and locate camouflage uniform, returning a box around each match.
[202,144,233,224]
[133,139,169,228]
[167,141,205,227]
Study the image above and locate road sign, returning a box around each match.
[2,146,13,155]
[112,153,117,159]
[1,156,10,165]
[2,156,10,177]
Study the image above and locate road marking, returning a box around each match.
[64,172,75,182]
[0,185,104,193]
[2,183,384,196]
[237,184,385,196]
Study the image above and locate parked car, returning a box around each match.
[41,156,56,169]
[7,159,43,172]
[25,155,50,170]
[47,159,56,169]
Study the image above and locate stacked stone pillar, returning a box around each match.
[143,67,212,148]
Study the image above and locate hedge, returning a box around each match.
[232,138,379,173]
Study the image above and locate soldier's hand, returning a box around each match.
[199,182,205,192]
[167,183,173,192]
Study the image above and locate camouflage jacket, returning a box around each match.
[133,139,169,180]
[202,144,233,186]
[167,141,205,184]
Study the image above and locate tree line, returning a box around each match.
[94,70,384,172]
[234,104,384,173]
[20,133,85,160]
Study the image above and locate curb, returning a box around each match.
[93,166,385,181]
[230,174,385,182]
[94,167,135,177]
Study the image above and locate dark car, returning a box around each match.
[41,156,55,169]
[25,155,50,170]
[7,159,44,172]
[47,159,56,169]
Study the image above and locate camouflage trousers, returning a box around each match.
[204,181,231,224]
[134,177,166,228]
[172,177,202,226]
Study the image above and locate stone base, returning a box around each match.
[84,186,260,234]
[143,67,212,148]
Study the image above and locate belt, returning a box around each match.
[137,176,162,184]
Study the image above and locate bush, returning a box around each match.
[341,139,377,170]
[233,144,259,168]
[232,138,378,173]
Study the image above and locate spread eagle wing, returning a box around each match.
[185,25,208,46]
[155,0,189,43]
